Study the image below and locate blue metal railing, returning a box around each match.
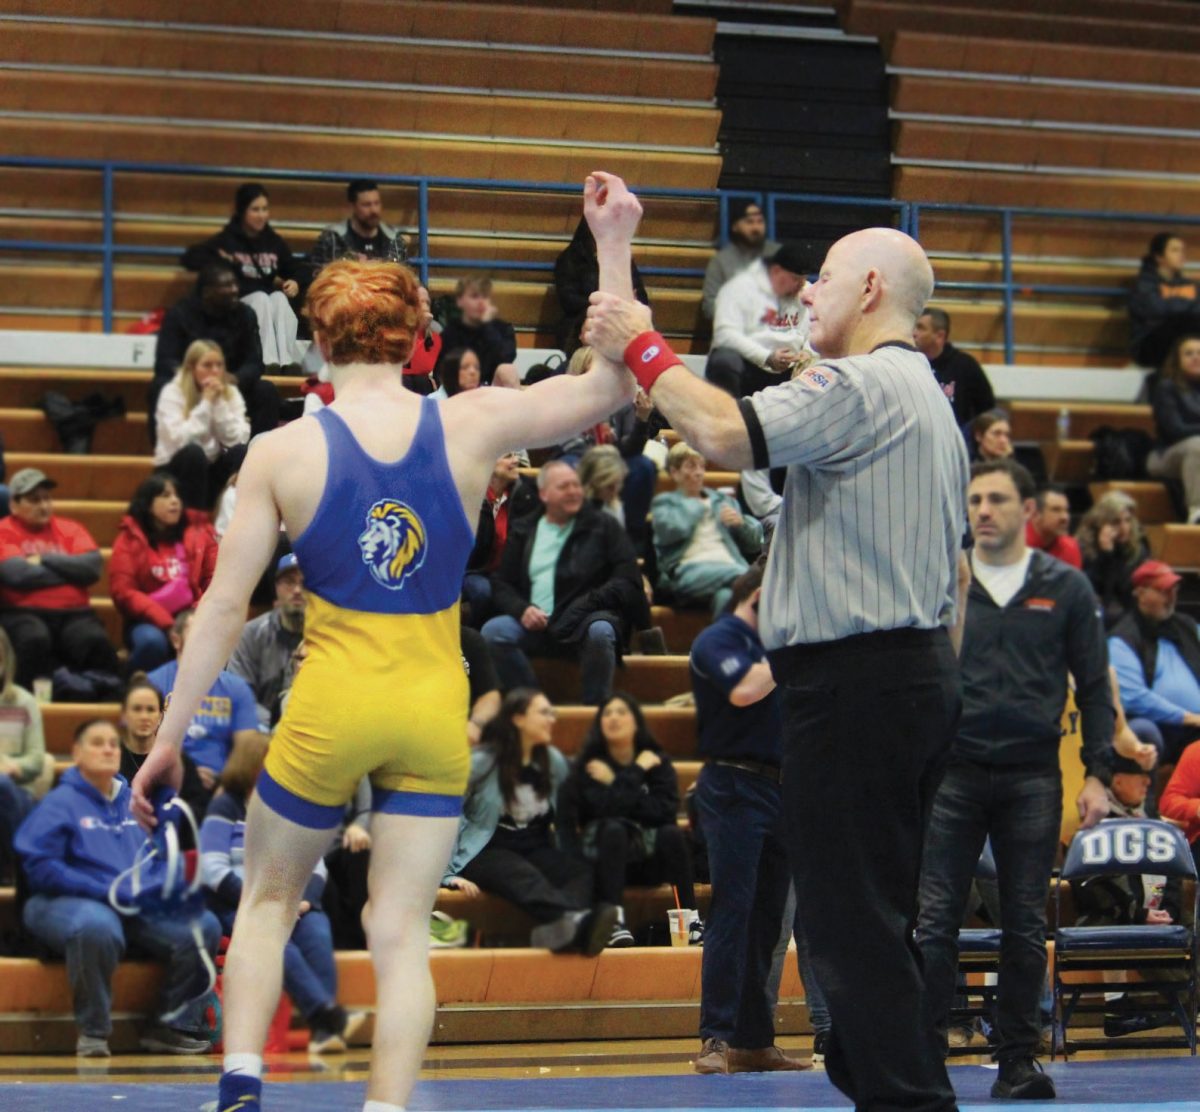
[3,154,1200,364]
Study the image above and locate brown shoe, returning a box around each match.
[727,1045,812,1073]
[692,1037,729,1074]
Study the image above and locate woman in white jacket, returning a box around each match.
[153,339,250,509]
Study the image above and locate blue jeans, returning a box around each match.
[127,622,172,673]
[621,455,657,548]
[23,895,220,1038]
[916,758,1062,1063]
[481,615,617,706]
[462,573,493,628]
[693,762,791,1049]
[0,775,34,869]
[283,908,338,1021]
[768,881,831,1035]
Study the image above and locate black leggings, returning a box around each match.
[591,818,695,908]
[460,842,593,923]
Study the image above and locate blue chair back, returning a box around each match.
[1062,819,1197,882]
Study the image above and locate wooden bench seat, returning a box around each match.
[1089,481,1177,526]
[0,369,303,411]
[1009,402,1153,441]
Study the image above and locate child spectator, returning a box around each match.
[109,474,219,672]
[442,689,618,953]
[118,675,210,822]
[561,693,693,948]
[1076,492,1150,627]
[199,733,366,1053]
[1130,233,1200,369]
[17,719,220,1057]
[652,442,763,614]
[0,626,47,874]
[439,276,519,388]
[181,183,303,371]
[1147,334,1200,522]
[153,340,250,510]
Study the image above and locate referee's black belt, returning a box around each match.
[710,758,781,784]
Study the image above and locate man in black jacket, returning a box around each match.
[152,262,280,439]
[480,461,648,705]
[913,308,995,429]
[916,458,1114,1101]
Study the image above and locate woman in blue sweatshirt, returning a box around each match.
[199,733,364,1054]
[16,719,220,1058]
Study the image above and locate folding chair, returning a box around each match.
[1053,818,1198,1057]
[948,840,1002,1055]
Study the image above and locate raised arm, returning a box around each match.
[130,436,283,827]
[583,172,754,470]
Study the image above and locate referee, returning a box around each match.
[582,173,969,1112]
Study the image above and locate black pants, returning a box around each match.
[771,627,960,1112]
[164,442,247,512]
[0,608,119,690]
[591,818,695,908]
[460,841,593,923]
[705,347,786,398]
[322,845,370,951]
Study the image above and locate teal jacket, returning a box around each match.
[442,743,571,884]
[650,488,763,584]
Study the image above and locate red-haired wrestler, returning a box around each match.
[130,202,639,1112]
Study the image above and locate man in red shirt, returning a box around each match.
[1025,484,1082,569]
[0,469,120,693]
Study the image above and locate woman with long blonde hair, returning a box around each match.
[153,339,250,509]
[1075,491,1150,626]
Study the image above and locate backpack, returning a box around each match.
[1090,426,1153,481]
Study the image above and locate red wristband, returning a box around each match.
[623,331,679,393]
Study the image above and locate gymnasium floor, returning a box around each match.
[1,1041,1198,1111]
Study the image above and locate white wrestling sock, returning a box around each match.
[363,1102,405,1112]
[223,1053,263,1080]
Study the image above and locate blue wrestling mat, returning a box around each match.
[3,1061,1200,1111]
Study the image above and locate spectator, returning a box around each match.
[228,553,306,727]
[199,733,366,1053]
[482,461,648,706]
[153,340,250,511]
[118,675,209,822]
[462,624,502,747]
[701,200,779,321]
[0,468,120,697]
[689,564,810,1074]
[555,347,659,549]
[1109,560,1200,766]
[1147,333,1200,522]
[441,688,618,952]
[463,452,538,627]
[153,261,279,439]
[110,473,219,672]
[706,243,810,398]
[17,719,220,1057]
[0,428,9,519]
[970,409,1014,462]
[439,276,519,388]
[1130,232,1200,369]
[181,182,304,371]
[310,178,408,270]
[912,307,996,428]
[561,693,693,948]
[1025,485,1082,568]
[652,442,763,615]
[1076,492,1149,627]
[0,626,47,874]
[917,459,1114,1100]
[436,347,484,398]
[739,469,782,543]
[577,445,628,527]
[321,776,372,952]
[148,609,261,791]
[1160,739,1200,873]
[402,285,441,395]
[554,216,649,355]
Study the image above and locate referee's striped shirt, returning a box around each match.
[739,341,970,651]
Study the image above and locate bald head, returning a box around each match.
[803,227,936,358]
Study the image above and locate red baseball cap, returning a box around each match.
[1131,560,1182,591]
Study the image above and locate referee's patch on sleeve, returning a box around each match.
[799,367,835,392]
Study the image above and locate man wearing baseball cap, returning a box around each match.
[700,199,779,321]
[707,242,811,398]
[227,552,305,727]
[0,468,121,694]
[1110,559,1200,766]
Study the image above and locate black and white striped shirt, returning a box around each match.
[740,343,969,650]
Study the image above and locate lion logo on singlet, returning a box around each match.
[357,499,428,590]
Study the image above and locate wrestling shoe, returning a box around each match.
[990,1056,1056,1100]
[201,1070,262,1112]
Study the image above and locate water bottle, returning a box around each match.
[1056,407,1070,441]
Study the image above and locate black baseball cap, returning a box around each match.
[765,243,809,277]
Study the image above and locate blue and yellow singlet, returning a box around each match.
[258,399,473,828]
